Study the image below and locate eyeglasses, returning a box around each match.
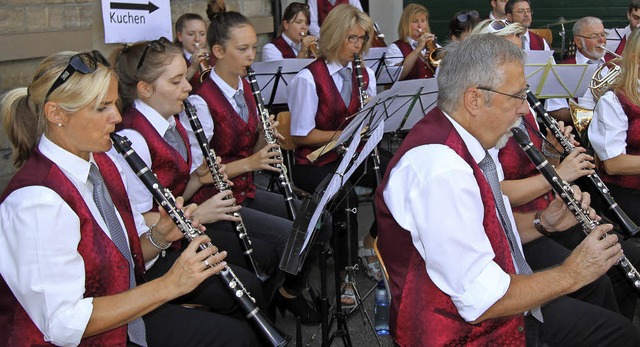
[347,34,370,44]
[136,36,172,71]
[477,86,527,104]
[575,32,608,41]
[45,50,109,99]
[513,9,533,15]
[456,10,479,23]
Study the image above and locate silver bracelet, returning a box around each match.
[146,224,171,251]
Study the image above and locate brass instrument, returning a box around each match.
[371,22,387,48]
[418,29,443,68]
[196,42,213,83]
[300,32,319,58]
[569,99,594,140]
[589,45,622,101]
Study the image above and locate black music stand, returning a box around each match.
[248,59,314,109]
[363,47,402,86]
[279,111,385,347]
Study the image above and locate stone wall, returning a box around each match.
[0,0,274,191]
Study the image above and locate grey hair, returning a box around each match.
[437,34,525,114]
[573,16,603,36]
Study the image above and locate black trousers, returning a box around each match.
[523,236,640,346]
[141,303,259,346]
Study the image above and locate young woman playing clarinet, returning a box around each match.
[0,50,258,346]
[110,39,278,320]
[186,9,328,324]
[262,2,319,61]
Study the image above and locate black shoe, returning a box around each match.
[275,290,322,325]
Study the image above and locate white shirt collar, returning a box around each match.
[183,49,192,61]
[38,134,96,185]
[133,99,177,137]
[326,60,353,76]
[575,50,603,65]
[282,33,301,51]
[442,111,487,164]
[210,68,243,99]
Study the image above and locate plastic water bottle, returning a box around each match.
[374,280,390,335]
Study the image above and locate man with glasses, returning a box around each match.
[376,33,639,346]
[506,0,551,51]
[614,0,640,55]
[547,17,619,121]
[488,0,508,20]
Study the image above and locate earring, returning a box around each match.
[57,123,62,127]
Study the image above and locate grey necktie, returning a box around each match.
[520,35,527,49]
[164,124,188,161]
[233,90,249,123]
[338,67,352,107]
[478,153,544,322]
[88,164,148,346]
[329,0,336,6]
[587,59,603,67]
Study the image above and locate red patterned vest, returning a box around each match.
[559,52,617,65]
[317,0,349,27]
[599,92,640,190]
[528,31,546,50]
[375,107,525,346]
[120,107,192,211]
[393,40,435,80]
[184,54,216,95]
[0,151,145,347]
[499,110,553,212]
[194,77,259,204]
[295,59,370,166]
[272,36,297,58]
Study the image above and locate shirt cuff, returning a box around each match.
[48,297,93,346]
[451,261,511,322]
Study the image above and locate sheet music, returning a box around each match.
[605,27,627,52]
[250,59,314,104]
[363,47,402,85]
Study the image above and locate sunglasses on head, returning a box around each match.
[487,19,511,33]
[456,10,479,23]
[136,36,172,71]
[45,50,109,99]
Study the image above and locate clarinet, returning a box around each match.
[353,53,382,185]
[526,89,640,236]
[511,127,640,292]
[183,100,268,282]
[110,133,290,347]
[246,66,298,221]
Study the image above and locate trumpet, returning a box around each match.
[195,42,213,83]
[300,32,319,58]
[589,45,622,101]
[417,29,443,68]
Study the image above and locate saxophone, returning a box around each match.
[246,66,298,221]
[110,132,290,346]
[183,100,268,281]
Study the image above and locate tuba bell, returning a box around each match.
[589,45,622,101]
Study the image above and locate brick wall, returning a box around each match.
[0,0,274,191]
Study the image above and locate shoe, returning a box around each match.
[275,290,322,325]
[358,239,383,281]
[340,284,357,309]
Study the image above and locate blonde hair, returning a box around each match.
[612,28,640,105]
[398,4,430,41]
[1,51,113,167]
[318,4,373,62]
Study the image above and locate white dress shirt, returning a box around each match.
[545,50,608,112]
[113,100,192,214]
[522,30,552,51]
[589,88,640,161]
[0,135,149,346]
[262,33,301,62]
[382,113,517,322]
[385,37,427,67]
[308,0,363,37]
[180,68,247,169]
[288,60,377,137]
